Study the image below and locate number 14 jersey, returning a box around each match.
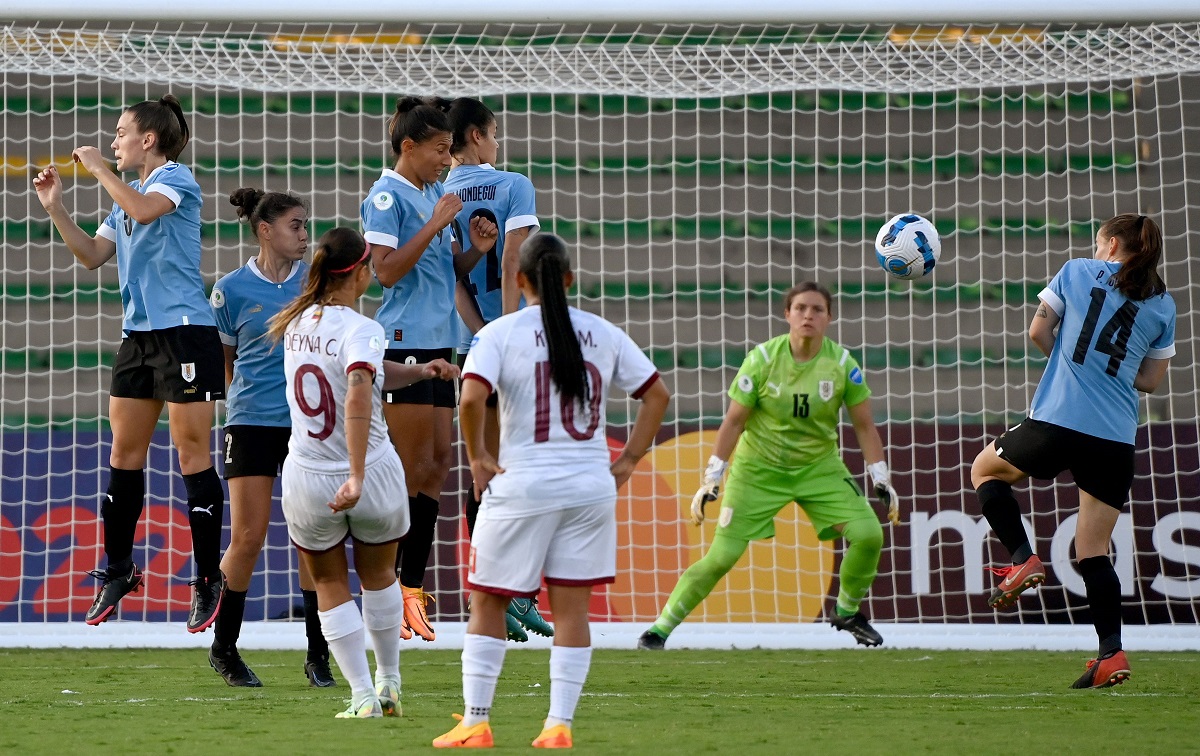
[462,306,659,516]
[283,304,391,472]
[1031,258,1175,444]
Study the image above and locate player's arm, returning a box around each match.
[1134,356,1170,394]
[1028,299,1060,357]
[372,193,461,287]
[847,397,900,525]
[72,147,175,225]
[222,345,237,390]
[611,376,670,489]
[460,375,504,499]
[382,358,460,391]
[455,281,485,334]
[451,215,498,279]
[688,399,751,525]
[32,165,117,270]
[332,367,373,511]
[501,226,532,315]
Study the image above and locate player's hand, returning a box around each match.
[689,455,728,525]
[71,146,109,176]
[868,461,901,525]
[431,193,463,229]
[32,165,64,212]
[610,451,639,489]
[468,214,498,253]
[330,474,363,512]
[421,358,460,381]
[470,454,505,500]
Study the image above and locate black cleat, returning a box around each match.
[187,572,226,633]
[84,563,143,625]
[209,644,262,687]
[637,629,667,650]
[304,653,337,687]
[830,611,884,647]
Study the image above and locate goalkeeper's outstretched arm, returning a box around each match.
[847,397,901,525]
[690,400,752,525]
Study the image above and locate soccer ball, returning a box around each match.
[874,213,941,280]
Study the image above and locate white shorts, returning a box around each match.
[281,452,410,553]
[467,499,616,597]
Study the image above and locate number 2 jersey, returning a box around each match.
[727,335,871,470]
[1031,257,1176,443]
[461,305,660,517]
[282,304,392,472]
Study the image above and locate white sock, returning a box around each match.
[461,633,507,727]
[547,645,592,727]
[362,583,404,681]
[318,600,373,706]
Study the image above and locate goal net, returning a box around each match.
[2,18,1198,647]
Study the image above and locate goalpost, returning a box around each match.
[1,5,1199,649]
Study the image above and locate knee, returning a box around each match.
[227,526,267,558]
[843,518,884,554]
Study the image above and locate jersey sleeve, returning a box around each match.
[361,190,402,249]
[505,174,540,234]
[841,351,872,407]
[727,344,767,409]
[210,276,236,347]
[144,162,198,212]
[461,320,505,393]
[1148,295,1177,359]
[1037,261,1070,317]
[96,204,119,242]
[609,325,659,399]
[343,319,386,377]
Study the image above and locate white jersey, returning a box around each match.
[283,304,391,473]
[462,305,659,517]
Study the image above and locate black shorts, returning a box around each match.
[994,418,1135,509]
[222,425,291,479]
[383,347,456,407]
[111,325,225,403]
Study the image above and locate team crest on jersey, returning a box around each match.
[372,192,394,211]
[819,380,834,401]
[849,367,864,385]
[248,303,263,314]
[737,375,754,393]
[209,288,225,308]
[181,362,197,383]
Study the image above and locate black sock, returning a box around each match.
[103,467,145,571]
[302,589,328,659]
[213,589,247,650]
[398,493,440,588]
[1078,555,1123,657]
[466,486,481,539]
[976,479,1033,563]
[183,467,225,579]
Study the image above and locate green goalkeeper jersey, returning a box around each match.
[727,334,871,469]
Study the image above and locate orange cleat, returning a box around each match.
[402,585,436,641]
[987,554,1046,608]
[432,714,494,748]
[1071,650,1131,689]
[531,723,572,749]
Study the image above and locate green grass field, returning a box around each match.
[3,648,1198,753]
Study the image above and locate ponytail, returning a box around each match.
[267,227,367,342]
[229,187,307,237]
[126,94,190,161]
[1100,213,1166,301]
[519,234,588,407]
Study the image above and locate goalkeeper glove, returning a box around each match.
[689,455,728,525]
[868,461,901,525]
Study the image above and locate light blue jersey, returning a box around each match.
[96,161,214,333]
[211,258,307,427]
[1030,258,1176,443]
[443,163,540,351]
[361,169,457,350]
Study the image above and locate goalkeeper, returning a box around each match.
[639,282,900,649]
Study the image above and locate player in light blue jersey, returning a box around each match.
[971,213,1175,689]
[444,97,551,643]
[361,96,497,641]
[34,95,227,634]
[205,187,333,688]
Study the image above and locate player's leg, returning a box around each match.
[299,557,335,687]
[86,393,160,625]
[640,532,748,648]
[168,399,226,632]
[535,584,592,749]
[352,539,404,715]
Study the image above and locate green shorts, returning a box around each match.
[717,450,875,542]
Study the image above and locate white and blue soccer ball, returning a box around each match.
[874,213,941,281]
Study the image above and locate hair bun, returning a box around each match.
[394,96,424,114]
[229,187,265,220]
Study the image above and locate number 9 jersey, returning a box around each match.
[282,304,392,472]
[461,306,659,516]
[1031,257,1176,444]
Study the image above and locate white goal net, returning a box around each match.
[1,18,1198,646]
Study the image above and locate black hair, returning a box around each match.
[229,187,307,238]
[519,233,589,407]
[387,96,453,158]
[1099,213,1167,301]
[125,94,190,161]
[448,97,496,155]
[268,227,367,341]
[783,281,833,313]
